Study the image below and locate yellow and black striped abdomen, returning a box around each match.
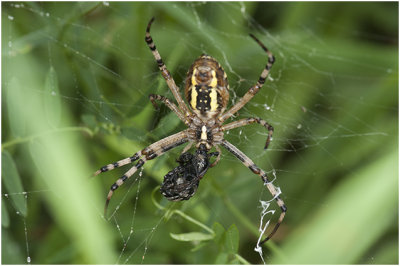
[185,55,229,118]
[187,84,221,115]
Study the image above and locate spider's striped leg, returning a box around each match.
[220,139,286,243]
[94,129,190,176]
[219,34,275,123]
[94,153,142,176]
[145,17,191,117]
[103,130,189,216]
[149,94,189,125]
[221,117,274,149]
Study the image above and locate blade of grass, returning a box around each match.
[271,146,398,264]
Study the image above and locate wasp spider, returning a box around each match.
[94,17,286,244]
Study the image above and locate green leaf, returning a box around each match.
[1,150,27,217]
[225,224,239,254]
[5,77,26,137]
[215,252,229,264]
[44,67,61,128]
[2,200,10,228]
[170,232,214,242]
[190,241,208,252]
[212,222,226,244]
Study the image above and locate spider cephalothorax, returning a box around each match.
[94,17,286,244]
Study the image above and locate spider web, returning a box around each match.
[2,2,397,264]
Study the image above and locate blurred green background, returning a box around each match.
[2,2,398,264]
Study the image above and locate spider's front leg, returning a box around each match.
[219,34,275,123]
[145,17,191,117]
[94,130,189,217]
[220,139,286,244]
[221,117,274,149]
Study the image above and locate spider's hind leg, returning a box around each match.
[220,139,286,243]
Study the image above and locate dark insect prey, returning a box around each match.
[160,144,219,201]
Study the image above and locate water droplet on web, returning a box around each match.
[297,124,302,129]
[8,15,14,21]
[4,194,8,198]
[51,91,56,96]
[27,256,31,263]
[263,104,270,110]
[45,12,50,17]
[16,211,20,215]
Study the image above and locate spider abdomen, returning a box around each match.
[185,55,229,118]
